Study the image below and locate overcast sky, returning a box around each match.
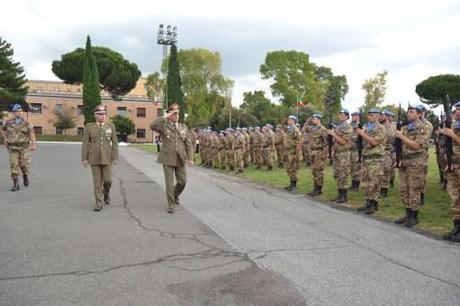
[2,0,459,111]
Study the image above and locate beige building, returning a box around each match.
[22,78,161,142]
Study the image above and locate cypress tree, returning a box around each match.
[0,37,28,111]
[82,35,101,124]
[167,44,185,121]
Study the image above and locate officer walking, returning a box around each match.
[81,105,119,212]
[1,103,37,191]
[150,103,194,214]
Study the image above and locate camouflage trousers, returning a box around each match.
[362,158,383,201]
[286,154,300,181]
[218,149,226,169]
[254,147,263,168]
[234,148,244,171]
[226,150,234,169]
[211,149,219,168]
[263,147,274,169]
[447,165,460,220]
[399,160,425,211]
[422,150,429,193]
[310,150,326,186]
[302,144,310,165]
[390,151,396,183]
[381,151,392,189]
[250,147,255,164]
[350,150,361,182]
[275,145,285,167]
[9,147,31,177]
[333,151,351,189]
[243,149,250,167]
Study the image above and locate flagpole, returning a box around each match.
[296,90,299,119]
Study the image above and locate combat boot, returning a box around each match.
[420,193,425,206]
[336,189,348,203]
[331,189,341,202]
[284,180,294,191]
[285,180,297,192]
[11,176,20,192]
[365,200,378,215]
[395,208,410,224]
[390,179,394,188]
[380,188,388,198]
[23,175,29,187]
[307,184,322,197]
[350,180,359,192]
[405,209,419,228]
[267,165,273,171]
[278,162,283,168]
[444,219,460,240]
[357,199,371,212]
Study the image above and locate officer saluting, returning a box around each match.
[81,105,118,212]
[1,103,37,191]
[150,103,194,214]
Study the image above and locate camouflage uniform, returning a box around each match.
[332,121,353,195]
[444,117,460,241]
[284,124,302,190]
[381,121,396,194]
[350,121,362,188]
[210,133,220,168]
[274,128,286,168]
[224,132,235,171]
[420,117,433,204]
[233,131,246,172]
[396,119,429,227]
[217,134,226,169]
[249,130,255,164]
[435,125,448,186]
[302,131,311,166]
[2,118,34,179]
[305,124,328,195]
[360,121,386,214]
[243,130,251,167]
[253,129,264,169]
[262,128,275,170]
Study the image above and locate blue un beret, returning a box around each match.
[288,115,298,122]
[454,101,460,109]
[339,108,349,115]
[368,108,381,114]
[12,103,22,112]
[312,113,322,119]
[416,104,427,112]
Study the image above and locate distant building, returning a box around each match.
[22,78,162,142]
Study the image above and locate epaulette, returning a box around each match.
[85,122,96,126]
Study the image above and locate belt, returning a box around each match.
[263,145,271,148]
[310,146,325,151]
[363,154,383,160]
[234,146,242,149]
[402,152,423,160]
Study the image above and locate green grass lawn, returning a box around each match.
[133,144,452,236]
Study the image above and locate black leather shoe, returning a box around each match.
[23,175,29,187]
[104,193,110,205]
[93,207,103,212]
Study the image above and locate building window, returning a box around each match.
[136,129,146,139]
[55,104,63,113]
[56,128,64,135]
[77,127,84,135]
[30,103,42,114]
[33,126,42,135]
[117,107,127,117]
[137,107,146,117]
[77,105,84,115]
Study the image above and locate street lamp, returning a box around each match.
[156,24,178,111]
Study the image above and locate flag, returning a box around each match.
[297,101,304,107]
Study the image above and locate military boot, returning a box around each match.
[23,175,29,187]
[365,200,378,215]
[380,188,388,198]
[395,208,410,224]
[267,165,273,171]
[405,209,419,228]
[284,180,294,191]
[390,179,394,188]
[420,192,425,206]
[289,180,297,191]
[11,176,20,192]
[444,220,460,240]
[357,199,371,212]
[350,180,359,192]
[307,184,322,197]
[331,189,341,202]
[336,189,348,203]
[278,162,283,168]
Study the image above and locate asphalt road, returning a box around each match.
[1,144,460,305]
[0,144,305,306]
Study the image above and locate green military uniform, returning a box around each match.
[2,116,34,189]
[304,120,328,196]
[150,116,193,213]
[360,119,385,214]
[81,119,118,211]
